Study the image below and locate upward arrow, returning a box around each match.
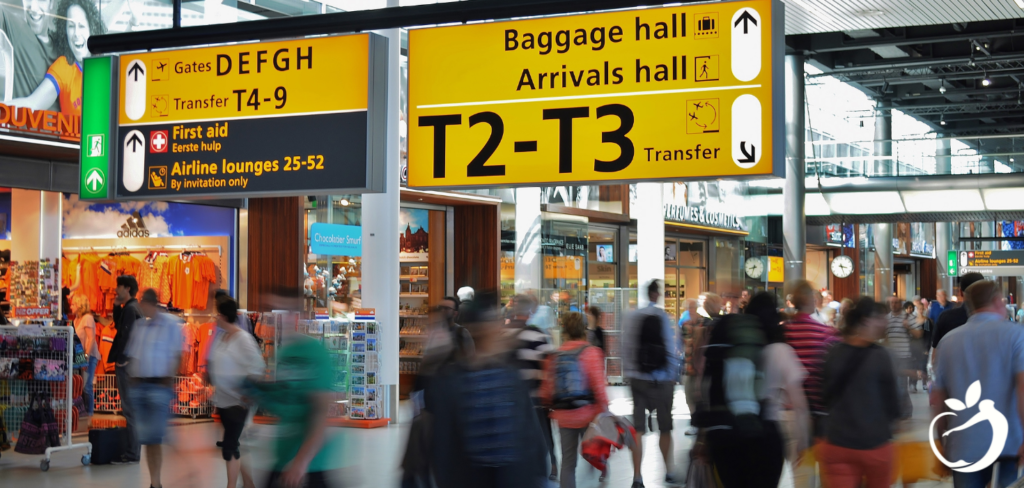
[86,171,103,192]
[128,62,144,82]
[734,10,758,34]
[127,132,144,151]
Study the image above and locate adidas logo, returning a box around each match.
[117,211,150,238]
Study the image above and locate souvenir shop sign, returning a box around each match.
[80,34,388,201]
[408,0,783,189]
[957,250,1024,277]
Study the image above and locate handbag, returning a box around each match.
[14,392,61,454]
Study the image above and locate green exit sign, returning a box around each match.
[80,56,117,200]
[947,250,958,277]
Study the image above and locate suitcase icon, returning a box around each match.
[700,16,715,31]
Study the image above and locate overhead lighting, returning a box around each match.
[940,114,946,125]
[339,198,351,206]
[902,190,984,212]
[982,71,992,86]
[983,188,1024,210]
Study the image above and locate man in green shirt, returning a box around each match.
[0,0,59,108]
[248,294,342,488]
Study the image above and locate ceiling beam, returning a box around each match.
[789,22,1024,55]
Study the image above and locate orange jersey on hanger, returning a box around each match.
[191,255,217,311]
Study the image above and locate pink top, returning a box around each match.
[540,340,609,429]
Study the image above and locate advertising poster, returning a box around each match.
[399,208,429,261]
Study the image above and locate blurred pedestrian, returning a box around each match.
[885,296,913,418]
[680,298,706,436]
[932,280,1024,488]
[125,289,183,488]
[839,298,854,326]
[111,275,144,464]
[700,292,809,488]
[540,312,609,487]
[818,297,900,488]
[72,295,100,417]
[425,293,546,488]
[208,295,264,488]
[246,288,343,488]
[929,289,952,325]
[739,289,751,314]
[587,305,606,353]
[622,280,681,487]
[908,300,931,393]
[508,294,558,481]
[932,273,985,352]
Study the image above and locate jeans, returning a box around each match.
[83,356,98,416]
[114,366,141,460]
[130,383,174,445]
[558,425,587,488]
[535,406,557,473]
[953,458,1021,488]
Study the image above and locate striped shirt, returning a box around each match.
[784,313,839,414]
[886,312,912,360]
[514,322,554,403]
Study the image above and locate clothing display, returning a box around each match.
[65,249,219,318]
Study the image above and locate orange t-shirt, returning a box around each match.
[45,57,83,115]
[166,254,197,309]
[190,255,217,311]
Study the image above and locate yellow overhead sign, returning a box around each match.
[118,35,370,125]
[408,0,782,188]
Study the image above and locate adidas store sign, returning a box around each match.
[118,211,150,238]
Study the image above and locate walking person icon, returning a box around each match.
[694,55,718,82]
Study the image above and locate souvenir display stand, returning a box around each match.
[0,323,92,470]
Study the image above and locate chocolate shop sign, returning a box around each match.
[664,203,744,230]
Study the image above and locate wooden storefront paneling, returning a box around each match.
[247,197,301,312]
[919,258,937,301]
[454,205,500,298]
[428,210,446,307]
[831,226,861,302]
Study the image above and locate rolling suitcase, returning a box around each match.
[88,427,125,464]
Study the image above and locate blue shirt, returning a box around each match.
[678,310,691,326]
[934,312,1024,462]
[125,311,183,379]
[928,300,953,326]
[622,304,682,382]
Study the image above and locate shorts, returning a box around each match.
[630,379,674,434]
[217,405,249,461]
[130,383,173,445]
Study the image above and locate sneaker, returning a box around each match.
[599,471,607,482]
[548,474,558,482]
[666,474,682,485]
[631,481,645,488]
[111,456,139,465]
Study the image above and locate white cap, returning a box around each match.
[457,286,475,303]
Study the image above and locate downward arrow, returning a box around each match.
[739,141,756,163]
[734,10,758,34]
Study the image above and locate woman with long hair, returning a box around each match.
[72,295,100,417]
[9,0,104,113]
[818,297,901,488]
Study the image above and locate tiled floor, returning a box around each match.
[0,385,953,487]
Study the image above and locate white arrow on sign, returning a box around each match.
[731,7,762,82]
[123,130,145,192]
[85,168,104,192]
[124,60,147,121]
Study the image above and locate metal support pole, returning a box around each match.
[874,223,893,299]
[873,104,892,176]
[935,135,953,294]
[783,54,806,281]
[173,0,182,28]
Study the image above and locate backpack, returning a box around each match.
[637,314,668,374]
[691,314,767,436]
[551,346,595,410]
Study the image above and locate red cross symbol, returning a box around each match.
[150,130,168,153]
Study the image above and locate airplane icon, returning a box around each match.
[151,58,169,81]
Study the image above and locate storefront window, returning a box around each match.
[305,195,363,317]
[662,238,706,321]
[541,185,626,214]
[587,227,617,289]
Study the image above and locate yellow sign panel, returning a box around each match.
[118,35,369,125]
[767,256,784,283]
[544,256,584,280]
[408,0,781,188]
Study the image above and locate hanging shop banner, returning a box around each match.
[81,33,388,200]
[958,250,1024,277]
[408,0,783,189]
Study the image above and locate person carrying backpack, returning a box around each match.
[695,292,809,488]
[540,312,608,488]
[622,280,682,488]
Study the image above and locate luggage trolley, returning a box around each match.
[0,324,93,470]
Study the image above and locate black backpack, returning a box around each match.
[637,314,668,373]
